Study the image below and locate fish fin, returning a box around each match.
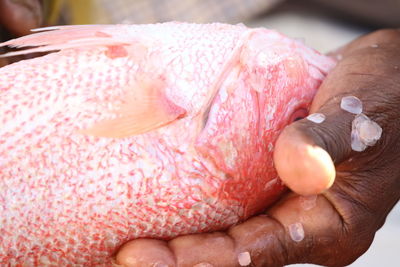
[80,76,186,138]
[0,25,132,57]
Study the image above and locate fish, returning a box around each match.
[0,22,335,266]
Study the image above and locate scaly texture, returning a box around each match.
[0,22,335,266]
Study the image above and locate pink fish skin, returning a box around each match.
[0,22,335,266]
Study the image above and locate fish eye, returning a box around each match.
[289,108,308,123]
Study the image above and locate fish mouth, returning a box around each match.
[290,107,309,123]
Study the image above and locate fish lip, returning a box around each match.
[290,107,309,123]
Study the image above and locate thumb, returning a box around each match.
[273,100,354,196]
[274,29,400,196]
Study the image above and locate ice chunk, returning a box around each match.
[306,113,325,123]
[300,195,317,210]
[358,117,382,146]
[351,114,369,151]
[351,113,382,152]
[341,96,363,114]
[288,222,304,242]
[351,130,367,152]
[238,251,252,266]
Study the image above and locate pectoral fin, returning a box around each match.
[80,76,186,138]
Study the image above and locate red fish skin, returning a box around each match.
[0,22,335,266]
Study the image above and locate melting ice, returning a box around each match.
[307,113,326,124]
[288,222,305,242]
[300,195,317,211]
[238,251,251,266]
[351,114,382,152]
[341,96,363,114]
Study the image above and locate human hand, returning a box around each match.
[115,29,400,267]
[0,0,43,67]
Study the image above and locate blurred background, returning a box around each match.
[1,0,399,266]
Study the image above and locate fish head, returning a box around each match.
[195,29,335,218]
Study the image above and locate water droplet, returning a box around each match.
[335,54,343,61]
[371,44,379,48]
[268,142,274,152]
[39,256,51,265]
[264,178,278,190]
[288,222,304,242]
[306,113,325,123]
[147,196,156,206]
[300,195,317,210]
[22,257,35,267]
[394,65,399,70]
[340,96,362,114]
[238,251,252,266]
[191,203,202,210]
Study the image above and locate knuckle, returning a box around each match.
[313,229,373,267]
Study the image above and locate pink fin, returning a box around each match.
[80,76,186,138]
[0,25,131,57]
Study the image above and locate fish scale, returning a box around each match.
[0,22,335,265]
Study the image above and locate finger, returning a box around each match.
[168,232,237,267]
[116,239,176,267]
[273,53,368,196]
[0,0,43,36]
[329,29,400,59]
[0,57,9,67]
[115,194,345,267]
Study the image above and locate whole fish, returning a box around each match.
[0,22,335,266]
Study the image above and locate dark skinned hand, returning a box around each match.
[0,0,43,67]
[115,29,400,267]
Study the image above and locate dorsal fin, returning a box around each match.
[0,25,131,57]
